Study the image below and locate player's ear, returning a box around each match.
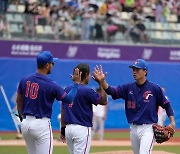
[144,69,148,76]
[45,63,50,69]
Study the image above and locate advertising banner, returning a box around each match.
[0,40,180,62]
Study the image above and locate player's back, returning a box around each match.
[18,72,64,118]
[63,84,101,127]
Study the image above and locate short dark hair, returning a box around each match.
[74,63,90,81]
[37,63,46,69]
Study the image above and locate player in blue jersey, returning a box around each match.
[60,63,107,154]
[16,51,81,154]
[93,59,175,154]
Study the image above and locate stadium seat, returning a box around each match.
[143,21,151,30]
[148,31,155,38]
[114,32,125,40]
[174,32,180,40]
[120,12,130,20]
[167,14,178,23]
[36,25,44,34]
[149,22,156,30]
[155,22,163,31]
[6,13,14,22]
[176,23,180,31]
[154,31,163,39]
[14,14,24,23]
[150,31,164,44]
[169,23,177,31]
[143,7,152,14]
[10,23,22,33]
[17,5,25,13]
[44,25,54,34]
[7,4,17,12]
[162,31,172,40]
[163,23,170,31]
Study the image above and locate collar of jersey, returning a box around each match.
[35,72,48,79]
[135,80,148,87]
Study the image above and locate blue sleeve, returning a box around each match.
[85,88,101,105]
[105,86,117,99]
[105,85,126,100]
[164,103,174,116]
[156,86,170,107]
[61,83,79,104]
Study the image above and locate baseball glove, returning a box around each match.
[152,123,175,144]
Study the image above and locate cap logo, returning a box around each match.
[134,60,139,64]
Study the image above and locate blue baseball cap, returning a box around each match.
[37,51,59,66]
[129,59,148,70]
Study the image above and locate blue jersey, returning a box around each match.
[17,73,67,118]
[62,84,101,127]
[107,80,169,124]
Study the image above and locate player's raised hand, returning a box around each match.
[92,65,107,83]
[71,68,82,84]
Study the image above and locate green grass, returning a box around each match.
[0,146,180,154]
[0,146,69,154]
[154,146,180,154]
[1,130,180,140]
[0,131,180,154]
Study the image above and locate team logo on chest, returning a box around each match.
[68,103,73,108]
[143,91,153,102]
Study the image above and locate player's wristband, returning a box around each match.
[61,127,66,136]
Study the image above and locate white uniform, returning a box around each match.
[158,107,166,126]
[65,124,91,154]
[21,116,53,154]
[92,104,107,140]
[130,124,154,154]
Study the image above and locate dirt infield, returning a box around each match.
[0,139,180,146]
[0,139,178,154]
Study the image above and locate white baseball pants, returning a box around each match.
[21,116,53,154]
[130,124,154,154]
[65,124,92,154]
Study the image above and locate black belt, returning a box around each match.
[131,123,150,125]
[23,115,42,119]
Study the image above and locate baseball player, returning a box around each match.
[158,87,168,126]
[93,59,176,154]
[16,51,81,154]
[60,63,107,154]
[92,88,108,141]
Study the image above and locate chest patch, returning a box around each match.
[143,91,153,101]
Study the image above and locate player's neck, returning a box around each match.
[80,80,88,85]
[37,69,48,76]
[136,78,146,86]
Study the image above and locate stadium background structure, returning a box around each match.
[0,41,180,131]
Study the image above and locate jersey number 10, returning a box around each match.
[25,81,39,99]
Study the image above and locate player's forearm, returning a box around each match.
[16,93,23,117]
[60,108,66,137]
[62,83,79,104]
[98,86,107,105]
[168,116,176,129]
[61,108,66,127]
[99,79,109,90]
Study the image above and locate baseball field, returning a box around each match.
[0,130,180,154]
